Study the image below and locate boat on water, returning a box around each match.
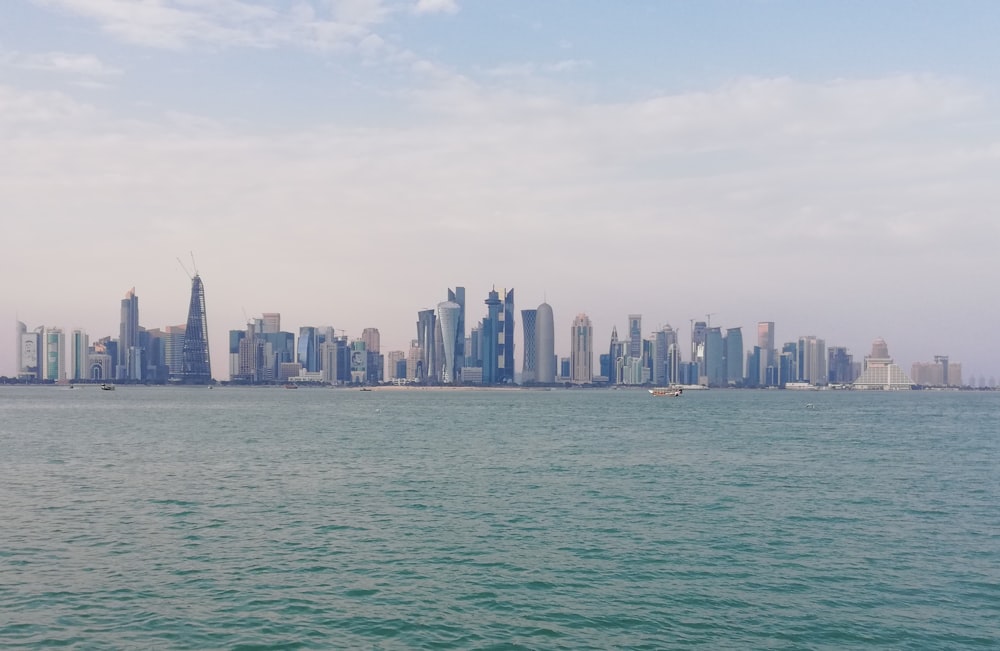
[649,387,683,397]
[100,383,115,391]
[284,383,299,389]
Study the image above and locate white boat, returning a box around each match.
[100,383,115,391]
[649,387,683,397]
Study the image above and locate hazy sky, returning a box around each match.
[3,0,999,381]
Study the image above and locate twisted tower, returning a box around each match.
[181,274,212,383]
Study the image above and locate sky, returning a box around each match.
[3,0,1000,381]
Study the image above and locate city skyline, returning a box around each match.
[2,2,999,379]
[6,276,993,385]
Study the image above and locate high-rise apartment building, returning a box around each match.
[535,302,555,384]
[570,313,594,384]
[70,328,88,381]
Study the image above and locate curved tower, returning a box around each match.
[535,302,555,384]
[437,301,461,383]
[180,274,212,384]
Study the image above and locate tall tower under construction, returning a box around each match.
[180,274,212,384]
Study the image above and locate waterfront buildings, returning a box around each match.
[911,356,963,387]
[854,338,913,390]
[570,313,594,384]
[797,336,827,386]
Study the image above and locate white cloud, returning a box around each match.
[413,0,459,15]
[33,0,390,51]
[3,51,121,76]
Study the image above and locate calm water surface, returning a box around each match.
[1,387,998,649]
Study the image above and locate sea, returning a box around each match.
[1,386,998,649]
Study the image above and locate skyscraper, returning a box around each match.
[71,329,89,381]
[45,327,65,381]
[757,321,775,385]
[608,326,620,385]
[180,274,212,384]
[448,287,466,371]
[362,327,380,354]
[416,309,436,382]
[705,327,724,386]
[298,326,319,372]
[796,336,827,386]
[520,308,538,383]
[501,288,515,383]
[725,327,743,386]
[436,302,461,383]
[481,288,502,384]
[628,314,642,360]
[118,288,140,381]
[570,313,594,384]
[691,320,707,380]
[535,302,555,384]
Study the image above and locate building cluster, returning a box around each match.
[13,276,212,384]
[13,276,982,389]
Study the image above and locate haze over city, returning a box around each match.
[3,1,999,379]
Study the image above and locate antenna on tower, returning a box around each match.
[189,252,199,276]
[176,257,193,279]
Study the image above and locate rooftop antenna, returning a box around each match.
[176,257,193,280]
[189,251,199,277]
[706,312,716,328]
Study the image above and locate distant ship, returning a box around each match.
[100,383,115,391]
[649,387,683,397]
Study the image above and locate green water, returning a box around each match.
[1,387,998,649]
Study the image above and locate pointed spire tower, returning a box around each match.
[181,274,212,384]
